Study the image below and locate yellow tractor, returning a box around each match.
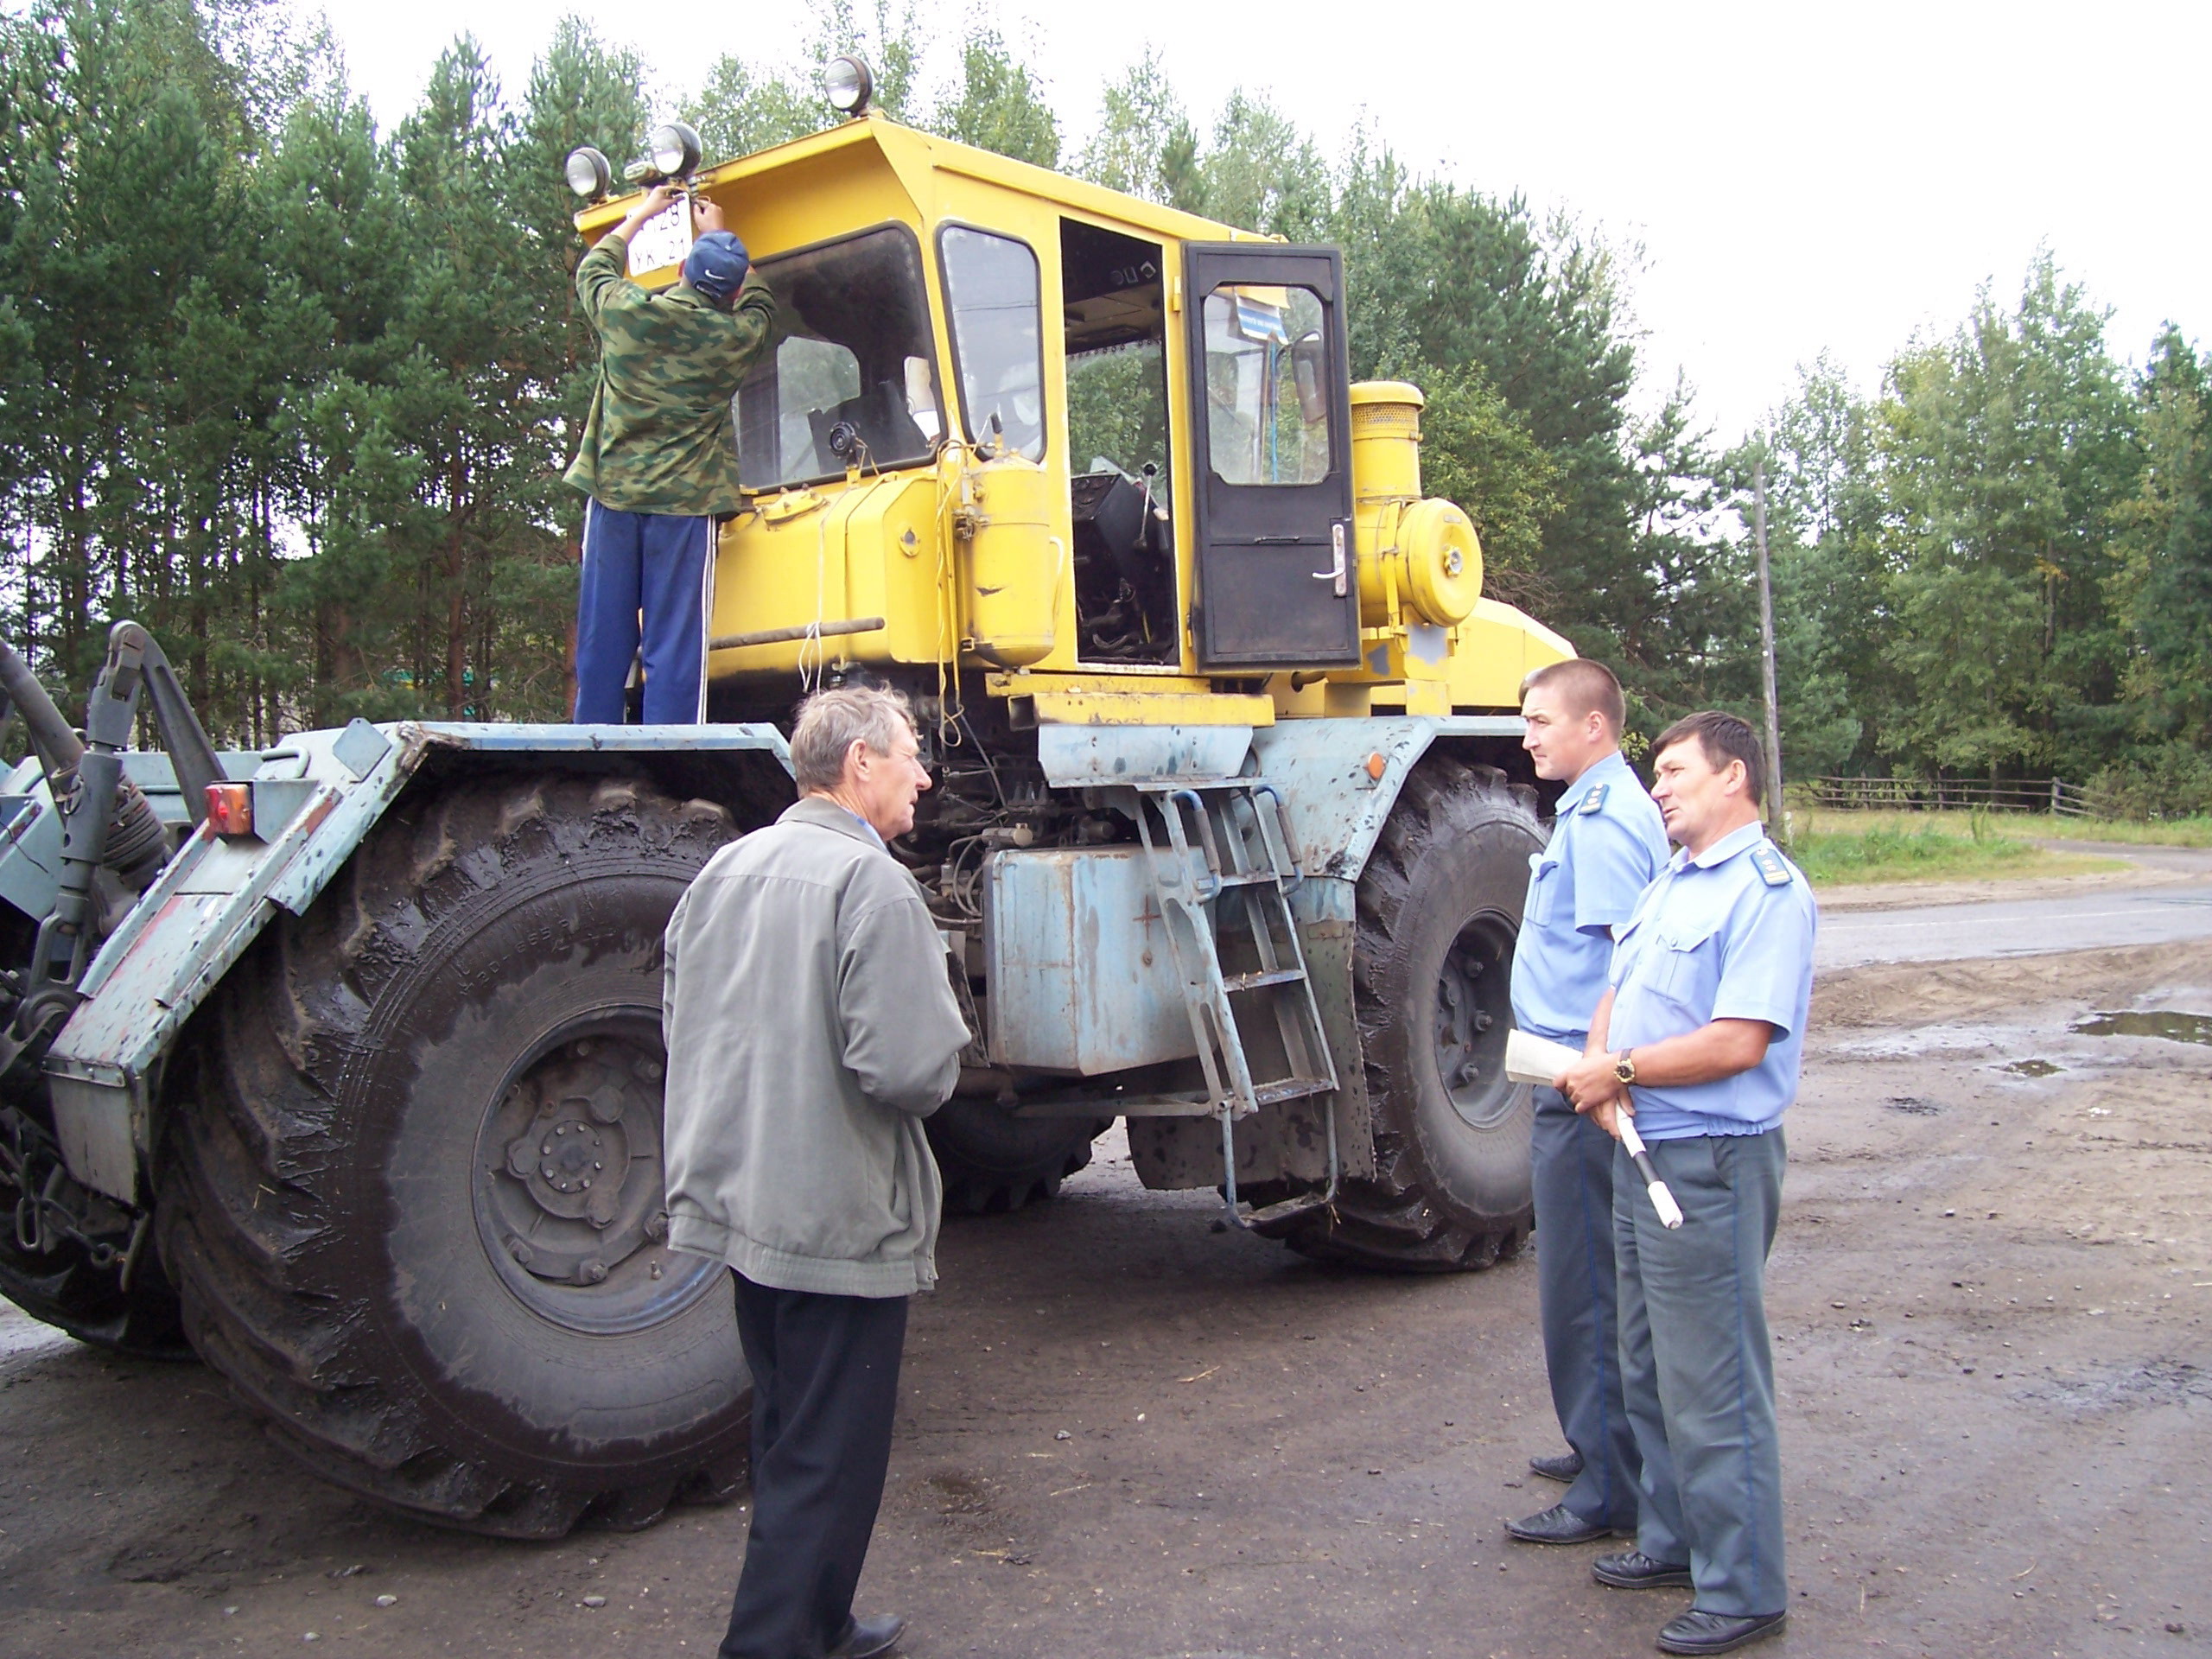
[0,58,1581,1546]
[570,65,1572,1268]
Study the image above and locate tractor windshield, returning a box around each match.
[734,226,943,490]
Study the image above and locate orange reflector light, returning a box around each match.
[1365,752,1388,781]
[205,783,253,837]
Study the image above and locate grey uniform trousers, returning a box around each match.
[1532,1086,1638,1529]
[1614,1128,1788,1618]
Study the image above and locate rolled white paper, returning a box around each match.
[1508,1028,1685,1230]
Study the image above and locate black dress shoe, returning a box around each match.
[1592,1548,1694,1588]
[1656,1609,1786,1655]
[1529,1449,1584,1484]
[1506,1502,1619,1544]
[828,1613,906,1659]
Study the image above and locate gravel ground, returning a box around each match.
[1,937,2208,1659]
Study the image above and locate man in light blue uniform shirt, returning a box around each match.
[1504,660,1668,1550]
[1554,710,1815,1659]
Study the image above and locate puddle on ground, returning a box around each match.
[2071,1009,2212,1046]
[2001,1058,2064,1077]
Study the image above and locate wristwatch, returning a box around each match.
[1613,1050,1638,1086]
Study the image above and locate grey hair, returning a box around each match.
[790,685,918,794]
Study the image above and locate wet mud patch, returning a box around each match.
[2016,1357,2212,1415]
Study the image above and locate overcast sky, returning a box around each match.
[321,0,2210,442]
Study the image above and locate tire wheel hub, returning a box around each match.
[476,1027,706,1321]
[1433,915,1517,1132]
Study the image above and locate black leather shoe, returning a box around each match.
[1593,1548,1694,1588]
[1506,1503,1620,1544]
[1529,1449,1584,1484]
[1656,1610,1786,1655]
[828,1614,906,1659]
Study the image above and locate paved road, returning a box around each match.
[1817,842,2212,969]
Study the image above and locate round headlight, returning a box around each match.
[823,54,874,115]
[648,121,702,178]
[563,145,611,200]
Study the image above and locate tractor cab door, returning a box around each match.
[1182,245,1359,670]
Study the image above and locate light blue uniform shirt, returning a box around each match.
[1605,819,1818,1142]
[1509,750,1669,1044]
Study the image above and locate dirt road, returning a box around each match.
[1816,842,2212,969]
[2,920,2208,1656]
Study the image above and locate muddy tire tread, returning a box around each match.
[156,773,743,1537]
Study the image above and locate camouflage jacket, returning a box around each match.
[563,232,776,516]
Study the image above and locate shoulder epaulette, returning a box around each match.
[1750,842,1792,888]
[1578,782,1609,816]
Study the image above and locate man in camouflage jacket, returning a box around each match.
[563,182,776,723]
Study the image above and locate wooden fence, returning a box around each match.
[1806,776,2094,818]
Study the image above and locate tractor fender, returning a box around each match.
[1246,715,1526,883]
[42,721,793,1204]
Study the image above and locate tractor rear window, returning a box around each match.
[734,226,942,489]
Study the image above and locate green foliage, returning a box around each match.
[1075,49,1200,207]
[1788,820,2044,887]
[2109,330,2212,748]
[2082,744,2212,821]
[1876,256,2140,779]
[934,27,1058,168]
[1412,363,1560,605]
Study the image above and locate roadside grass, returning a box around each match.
[1783,803,2212,849]
[1780,811,2127,889]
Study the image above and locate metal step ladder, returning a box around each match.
[1132,779,1340,1230]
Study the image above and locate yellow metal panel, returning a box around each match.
[1370,598,1574,712]
[708,473,947,674]
[1015,688,1276,728]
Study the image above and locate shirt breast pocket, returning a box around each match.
[1647,918,1721,1013]
[1528,853,1562,926]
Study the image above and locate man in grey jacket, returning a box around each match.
[663,684,970,1659]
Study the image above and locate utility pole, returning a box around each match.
[1753,457,1787,843]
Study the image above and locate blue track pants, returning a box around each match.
[574,502,713,724]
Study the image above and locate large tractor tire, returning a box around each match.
[926,1101,1105,1214]
[156,773,753,1538]
[1281,758,1544,1271]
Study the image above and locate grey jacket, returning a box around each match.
[661,797,969,1296]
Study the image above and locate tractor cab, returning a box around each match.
[568,107,1476,718]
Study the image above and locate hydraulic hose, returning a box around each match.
[0,639,168,891]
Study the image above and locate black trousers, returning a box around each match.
[719,1273,910,1659]
[1531,1086,1639,1529]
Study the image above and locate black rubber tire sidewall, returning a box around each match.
[1365,806,1541,1228]
[926,1100,1103,1213]
[347,862,747,1484]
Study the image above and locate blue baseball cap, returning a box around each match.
[683,231,750,308]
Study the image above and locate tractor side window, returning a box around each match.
[939,227,1046,462]
[734,225,940,489]
[1202,286,1332,486]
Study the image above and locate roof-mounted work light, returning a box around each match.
[647,121,702,179]
[563,145,613,200]
[823,54,874,116]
